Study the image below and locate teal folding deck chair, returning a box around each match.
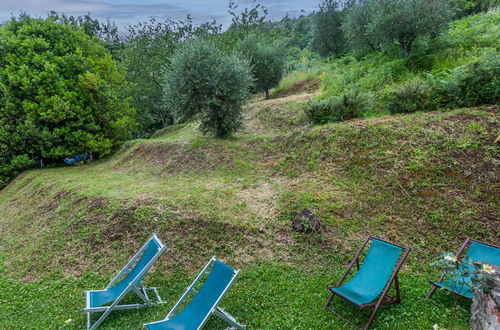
[324,235,410,330]
[426,237,500,300]
[83,234,168,330]
[144,256,244,330]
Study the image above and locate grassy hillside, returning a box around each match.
[276,10,499,120]
[1,10,499,330]
[1,92,498,328]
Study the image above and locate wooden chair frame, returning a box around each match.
[324,235,411,330]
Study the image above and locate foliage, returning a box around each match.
[429,53,500,108]
[47,11,123,57]
[342,0,377,54]
[343,0,453,54]
[320,54,412,98]
[309,10,500,122]
[228,0,268,32]
[311,0,345,57]
[305,93,366,124]
[121,17,220,137]
[380,79,435,114]
[369,0,454,54]
[450,0,500,17]
[162,39,253,137]
[215,0,270,52]
[275,14,314,50]
[283,48,322,74]
[0,15,135,186]
[237,34,286,99]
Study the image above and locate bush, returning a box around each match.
[162,39,253,138]
[450,0,499,17]
[0,15,135,187]
[430,53,500,108]
[305,93,367,124]
[380,80,435,114]
[380,54,499,115]
[452,54,500,106]
[237,34,286,99]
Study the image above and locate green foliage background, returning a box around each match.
[0,16,135,185]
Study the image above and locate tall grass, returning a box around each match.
[306,9,499,123]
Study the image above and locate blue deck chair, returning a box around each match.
[83,234,168,330]
[144,256,244,330]
[64,153,86,165]
[324,235,411,330]
[426,237,500,300]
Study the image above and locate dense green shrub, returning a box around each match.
[162,39,253,137]
[380,80,435,114]
[237,34,286,99]
[430,54,500,108]
[380,54,499,114]
[450,0,500,17]
[305,93,367,124]
[453,54,500,106]
[0,15,135,186]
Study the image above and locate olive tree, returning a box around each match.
[343,0,453,55]
[369,0,454,54]
[122,17,220,137]
[311,0,345,57]
[237,34,286,99]
[162,39,253,137]
[342,0,377,54]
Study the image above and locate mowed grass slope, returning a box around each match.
[0,87,498,329]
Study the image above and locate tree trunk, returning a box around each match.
[265,89,269,99]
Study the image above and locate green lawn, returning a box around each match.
[0,262,471,329]
[0,105,497,329]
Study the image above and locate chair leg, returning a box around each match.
[364,274,402,329]
[87,311,91,330]
[89,308,113,330]
[364,305,381,330]
[394,275,401,303]
[426,284,438,299]
[133,286,153,306]
[214,307,245,329]
[324,292,335,309]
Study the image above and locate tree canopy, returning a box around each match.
[121,17,220,137]
[237,34,286,99]
[0,15,135,185]
[311,0,345,57]
[162,39,252,137]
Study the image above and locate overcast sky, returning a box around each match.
[0,0,320,31]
